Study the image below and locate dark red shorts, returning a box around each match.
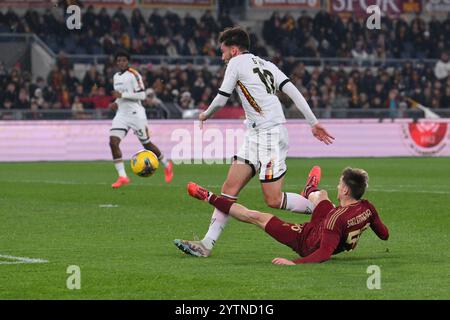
[264,200,335,254]
[264,216,305,254]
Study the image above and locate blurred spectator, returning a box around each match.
[90,87,113,109]
[16,88,30,109]
[143,88,163,108]
[0,98,14,120]
[434,52,450,80]
[71,95,85,119]
[387,89,400,118]
[179,91,195,109]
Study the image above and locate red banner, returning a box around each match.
[250,0,320,8]
[82,0,137,6]
[328,0,421,17]
[0,0,54,7]
[140,0,214,7]
[0,0,138,7]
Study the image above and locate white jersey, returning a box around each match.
[219,53,290,129]
[113,67,146,113]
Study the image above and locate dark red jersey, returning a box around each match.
[292,199,389,264]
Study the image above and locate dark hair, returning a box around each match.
[218,27,250,51]
[341,167,369,200]
[115,50,130,61]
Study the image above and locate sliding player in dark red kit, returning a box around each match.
[178,166,389,264]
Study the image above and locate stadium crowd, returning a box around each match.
[263,10,450,60]
[0,6,267,58]
[1,8,450,119]
[2,8,449,59]
[2,53,449,120]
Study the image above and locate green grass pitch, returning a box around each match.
[0,158,449,299]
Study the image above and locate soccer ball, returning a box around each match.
[130,150,159,177]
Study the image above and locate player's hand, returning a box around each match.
[109,102,118,111]
[272,257,295,266]
[199,112,207,129]
[111,91,122,99]
[312,123,335,145]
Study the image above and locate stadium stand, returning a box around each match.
[0,7,449,120]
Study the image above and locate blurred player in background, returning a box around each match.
[182,167,389,264]
[109,51,173,188]
[174,27,334,257]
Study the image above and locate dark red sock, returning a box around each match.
[304,186,320,198]
[208,195,234,214]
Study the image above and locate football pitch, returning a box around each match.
[0,158,449,300]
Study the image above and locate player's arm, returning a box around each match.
[201,60,238,122]
[369,205,389,240]
[272,231,340,265]
[109,74,119,111]
[277,73,334,144]
[201,93,229,120]
[295,230,340,264]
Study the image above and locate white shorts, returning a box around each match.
[110,110,150,144]
[234,125,289,183]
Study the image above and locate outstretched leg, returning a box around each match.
[175,160,254,257]
[175,182,305,257]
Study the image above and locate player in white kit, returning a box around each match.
[109,51,173,188]
[174,27,334,257]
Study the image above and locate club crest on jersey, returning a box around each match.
[402,122,448,156]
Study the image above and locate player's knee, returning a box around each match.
[317,190,329,201]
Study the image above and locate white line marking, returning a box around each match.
[99,204,119,208]
[0,254,49,265]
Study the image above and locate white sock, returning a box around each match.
[201,193,236,250]
[158,154,169,168]
[280,192,315,214]
[114,160,127,177]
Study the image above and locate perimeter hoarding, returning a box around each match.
[0,119,448,162]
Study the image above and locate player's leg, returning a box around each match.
[173,159,254,257]
[300,166,335,223]
[174,130,256,257]
[201,158,254,250]
[183,182,302,252]
[141,139,173,183]
[110,117,130,188]
[259,126,315,214]
[188,183,273,228]
[134,117,173,183]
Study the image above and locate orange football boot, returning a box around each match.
[112,176,130,188]
[164,160,174,183]
[301,166,321,197]
[187,182,210,201]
